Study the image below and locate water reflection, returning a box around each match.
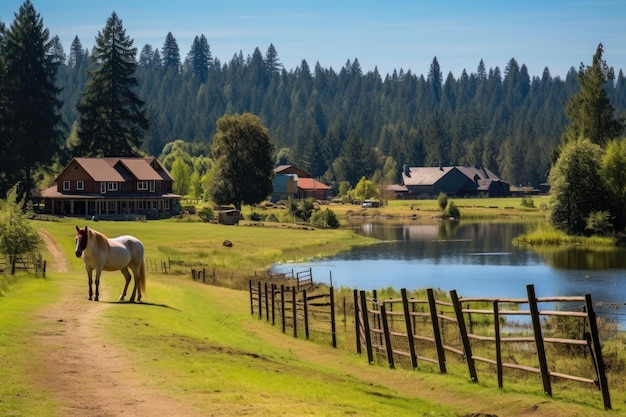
[273,220,626,327]
[532,245,626,269]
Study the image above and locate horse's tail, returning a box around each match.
[139,258,147,296]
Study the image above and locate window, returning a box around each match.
[100,183,106,194]
[149,180,155,192]
[164,200,170,210]
[137,180,148,191]
[63,181,70,191]
[77,180,84,190]
[107,182,118,191]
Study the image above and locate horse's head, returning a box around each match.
[75,226,88,257]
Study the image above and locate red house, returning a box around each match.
[40,157,182,219]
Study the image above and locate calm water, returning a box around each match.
[272,221,626,327]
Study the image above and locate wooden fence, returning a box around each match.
[0,253,46,276]
[355,284,611,410]
[249,277,337,347]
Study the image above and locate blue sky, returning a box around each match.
[1,0,624,79]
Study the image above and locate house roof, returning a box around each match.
[402,166,503,187]
[297,178,331,191]
[274,165,312,178]
[58,157,173,182]
[402,166,455,186]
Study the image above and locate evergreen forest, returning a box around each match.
[3,3,626,196]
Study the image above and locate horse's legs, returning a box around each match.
[119,267,132,301]
[128,265,139,303]
[87,268,93,301]
[94,269,102,301]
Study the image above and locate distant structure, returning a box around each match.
[271,165,331,201]
[393,165,510,198]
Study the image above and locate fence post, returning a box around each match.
[303,289,309,340]
[257,281,262,319]
[43,260,46,277]
[380,304,394,369]
[359,290,374,364]
[271,283,276,325]
[494,301,503,389]
[291,286,298,338]
[330,286,337,348]
[280,285,286,333]
[527,284,552,396]
[264,282,269,321]
[585,293,611,410]
[450,290,477,382]
[401,289,418,369]
[427,289,446,374]
[249,280,254,315]
[354,290,361,354]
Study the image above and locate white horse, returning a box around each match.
[75,226,146,302]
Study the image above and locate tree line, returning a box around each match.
[2,2,626,238]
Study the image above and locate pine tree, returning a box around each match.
[74,12,148,157]
[162,32,180,73]
[562,43,623,147]
[0,0,63,197]
[187,34,211,82]
[68,35,85,70]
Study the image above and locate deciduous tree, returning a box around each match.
[209,113,275,209]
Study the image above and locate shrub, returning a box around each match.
[586,210,613,236]
[266,213,279,222]
[197,207,214,222]
[442,200,460,219]
[520,197,535,208]
[437,192,448,211]
[310,208,340,229]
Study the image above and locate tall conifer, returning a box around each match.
[74,12,148,157]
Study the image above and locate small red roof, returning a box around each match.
[297,178,330,191]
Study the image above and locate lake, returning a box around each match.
[272,220,626,328]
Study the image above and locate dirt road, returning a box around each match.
[33,230,204,417]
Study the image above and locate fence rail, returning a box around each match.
[249,278,336,347]
[0,253,46,276]
[354,284,611,410]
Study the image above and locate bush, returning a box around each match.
[586,210,613,236]
[197,207,214,222]
[265,213,279,222]
[310,208,340,229]
[520,197,535,208]
[442,200,460,219]
[437,192,448,211]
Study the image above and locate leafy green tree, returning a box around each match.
[353,176,378,200]
[74,12,148,157]
[0,183,41,261]
[561,43,623,148]
[209,113,275,209]
[171,156,192,196]
[442,200,460,219]
[289,198,315,222]
[548,138,614,235]
[0,0,63,197]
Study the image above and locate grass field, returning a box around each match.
[1,200,625,416]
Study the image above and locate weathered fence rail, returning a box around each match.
[249,277,336,347]
[355,284,611,410]
[0,253,46,276]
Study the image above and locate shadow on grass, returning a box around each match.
[100,300,181,311]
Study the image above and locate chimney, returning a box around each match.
[403,164,410,177]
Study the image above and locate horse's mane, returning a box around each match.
[88,228,111,254]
